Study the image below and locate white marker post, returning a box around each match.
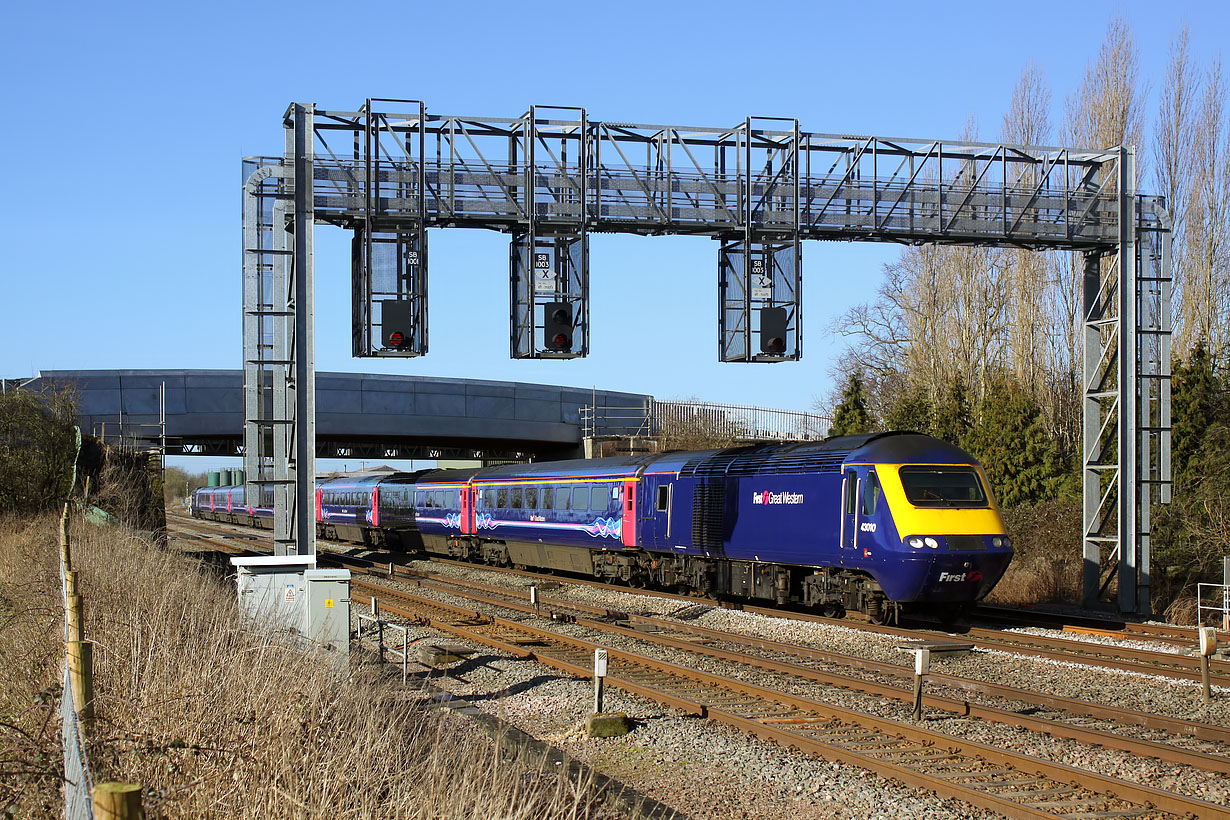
[530,585,539,617]
[1199,627,1217,702]
[372,596,383,664]
[593,648,609,714]
[912,648,930,720]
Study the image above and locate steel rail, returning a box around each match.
[420,557,1226,681]
[364,584,1230,820]
[175,521,1230,813]
[972,605,1228,644]
[392,565,1230,738]
[170,516,1227,686]
[372,571,1230,765]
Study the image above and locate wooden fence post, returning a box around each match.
[65,570,79,597]
[60,503,72,571]
[67,640,94,722]
[92,782,144,819]
[67,594,85,645]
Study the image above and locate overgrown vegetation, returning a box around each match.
[0,385,78,515]
[0,514,618,819]
[820,17,1230,616]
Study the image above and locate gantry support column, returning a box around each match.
[289,103,316,557]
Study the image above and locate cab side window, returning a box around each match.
[844,469,858,515]
[861,471,880,516]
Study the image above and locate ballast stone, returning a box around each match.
[585,712,630,738]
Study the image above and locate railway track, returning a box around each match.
[171,514,1230,818]
[170,512,1229,685]
[384,567,1230,750]
[357,581,1230,820]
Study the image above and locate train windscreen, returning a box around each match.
[898,466,988,507]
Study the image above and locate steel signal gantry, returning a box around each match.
[242,100,1170,616]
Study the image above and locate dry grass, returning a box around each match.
[0,515,64,818]
[985,553,1080,605]
[985,500,1083,606]
[1162,594,1199,626]
[1,514,619,819]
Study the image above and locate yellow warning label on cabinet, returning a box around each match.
[325,599,334,609]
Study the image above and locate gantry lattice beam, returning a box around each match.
[242,101,1171,613]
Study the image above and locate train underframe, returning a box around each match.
[192,510,912,623]
[433,534,902,623]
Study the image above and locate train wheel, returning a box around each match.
[821,603,846,619]
[867,597,887,625]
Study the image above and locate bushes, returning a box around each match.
[987,500,1082,605]
[0,386,78,515]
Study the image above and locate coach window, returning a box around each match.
[572,485,589,511]
[555,487,571,510]
[496,488,508,508]
[541,487,553,510]
[862,471,880,516]
[656,485,670,512]
[509,487,522,509]
[590,487,608,512]
[484,488,497,508]
[449,489,459,509]
[525,487,538,509]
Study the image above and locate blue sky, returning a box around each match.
[2,0,1226,439]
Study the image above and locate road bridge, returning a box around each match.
[25,370,651,461]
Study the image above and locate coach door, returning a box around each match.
[460,484,474,534]
[643,480,673,548]
[621,479,637,547]
[841,469,859,550]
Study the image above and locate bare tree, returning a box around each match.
[1064,15,1146,163]
[1182,58,1230,359]
[1154,27,1199,355]
[1001,63,1054,398]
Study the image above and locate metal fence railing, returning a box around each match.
[356,612,411,684]
[1198,583,1230,631]
[61,664,94,820]
[582,400,829,443]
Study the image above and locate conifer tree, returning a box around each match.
[964,378,1065,507]
[932,379,972,446]
[1170,343,1220,479]
[884,390,932,434]
[829,373,872,436]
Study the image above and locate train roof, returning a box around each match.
[847,432,978,465]
[672,432,977,478]
[472,453,666,481]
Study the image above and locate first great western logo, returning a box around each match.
[752,490,804,505]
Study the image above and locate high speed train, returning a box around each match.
[193,432,1013,623]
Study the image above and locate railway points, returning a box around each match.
[171,512,1230,819]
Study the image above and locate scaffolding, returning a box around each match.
[241,101,1170,614]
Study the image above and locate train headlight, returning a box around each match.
[991,536,1002,547]
[906,536,925,549]
[1002,536,1012,549]
[924,537,939,549]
